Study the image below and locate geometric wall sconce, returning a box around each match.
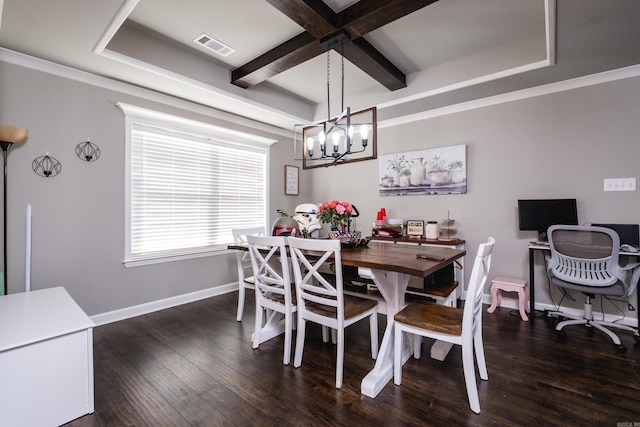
[32,152,62,177]
[75,139,100,162]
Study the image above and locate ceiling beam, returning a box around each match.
[343,37,406,91]
[231,0,439,92]
[337,0,440,38]
[231,32,324,89]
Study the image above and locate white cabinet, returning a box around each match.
[0,287,95,426]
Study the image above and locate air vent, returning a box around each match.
[194,33,235,57]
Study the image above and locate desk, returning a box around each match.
[229,241,465,398]
[528,243,640,327]
[0,287,95,426]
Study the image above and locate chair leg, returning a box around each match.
[294,317,306,368]
[322,325,329,343]
[393,326,403,385]
[370,313,379,360]
[236,284,246,322]
[335,327,345,388]
[556,318,588,331]
[283,311,292,365]
[588,321,623,346]
[473,330,488,380]
[462,342,481,414]
[413,334,422,359]
[252,303,263,349]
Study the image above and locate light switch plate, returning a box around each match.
[604,178,636,191]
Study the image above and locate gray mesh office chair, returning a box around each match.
[546,225,640,352]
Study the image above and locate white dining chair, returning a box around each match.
[287,236,378,388]
[393,237,495,414]
[232,226,266,322]
[246,234,297,365]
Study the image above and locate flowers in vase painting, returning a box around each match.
[316,200,353,228]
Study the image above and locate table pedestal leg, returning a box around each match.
[251,310,286,344]
[358,268,411,398]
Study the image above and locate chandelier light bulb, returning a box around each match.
[359,124,368,139]
[306,136,314,157]
[332,131,340,149]
[360,124,369,148]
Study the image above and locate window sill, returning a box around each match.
[124,247,234,268]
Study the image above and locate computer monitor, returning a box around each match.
[517,199,578,242]
[592,223,640,250]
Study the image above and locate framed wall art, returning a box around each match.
[285,165,299,195]
[378,144,467,196]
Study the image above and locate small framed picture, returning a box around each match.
[284,165,299,195]
[407,220,424,238]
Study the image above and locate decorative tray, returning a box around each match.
[340,237,371,248]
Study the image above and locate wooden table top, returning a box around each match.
[228,241,465,278]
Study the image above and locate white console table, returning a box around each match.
[0,287,95,426]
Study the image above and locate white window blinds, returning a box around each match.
[120,103,273,265]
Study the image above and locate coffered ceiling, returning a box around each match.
[1,0,640,132]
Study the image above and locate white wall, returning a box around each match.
[299,72,640,317]
[0,58,298,316]
[2,53,639,323]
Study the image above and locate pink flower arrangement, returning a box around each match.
[316,200,353,228]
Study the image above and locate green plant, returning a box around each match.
[448,160,463,170]
[387,154,408,174]
[428,155,447,172]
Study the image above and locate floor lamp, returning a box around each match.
[0,125,28,295]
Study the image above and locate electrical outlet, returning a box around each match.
[604,178,636,192]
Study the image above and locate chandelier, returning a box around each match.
[296,32,377,170]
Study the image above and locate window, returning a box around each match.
[119,103,276,266]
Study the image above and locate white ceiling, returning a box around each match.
[1,0,640,131]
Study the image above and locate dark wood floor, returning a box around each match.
[65,291,640,427]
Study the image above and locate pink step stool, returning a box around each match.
[487,276,529,321]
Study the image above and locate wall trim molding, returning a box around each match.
[4,46,639,135]
[0,47,291,139]
[89,283,238,326]
[379,63,640,129]
[91,284,637,328]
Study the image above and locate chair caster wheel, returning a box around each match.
[615,344,627,353]
[555,330,567,340]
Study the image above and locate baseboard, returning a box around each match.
[90,282,238,326]
[484,293,638,328]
